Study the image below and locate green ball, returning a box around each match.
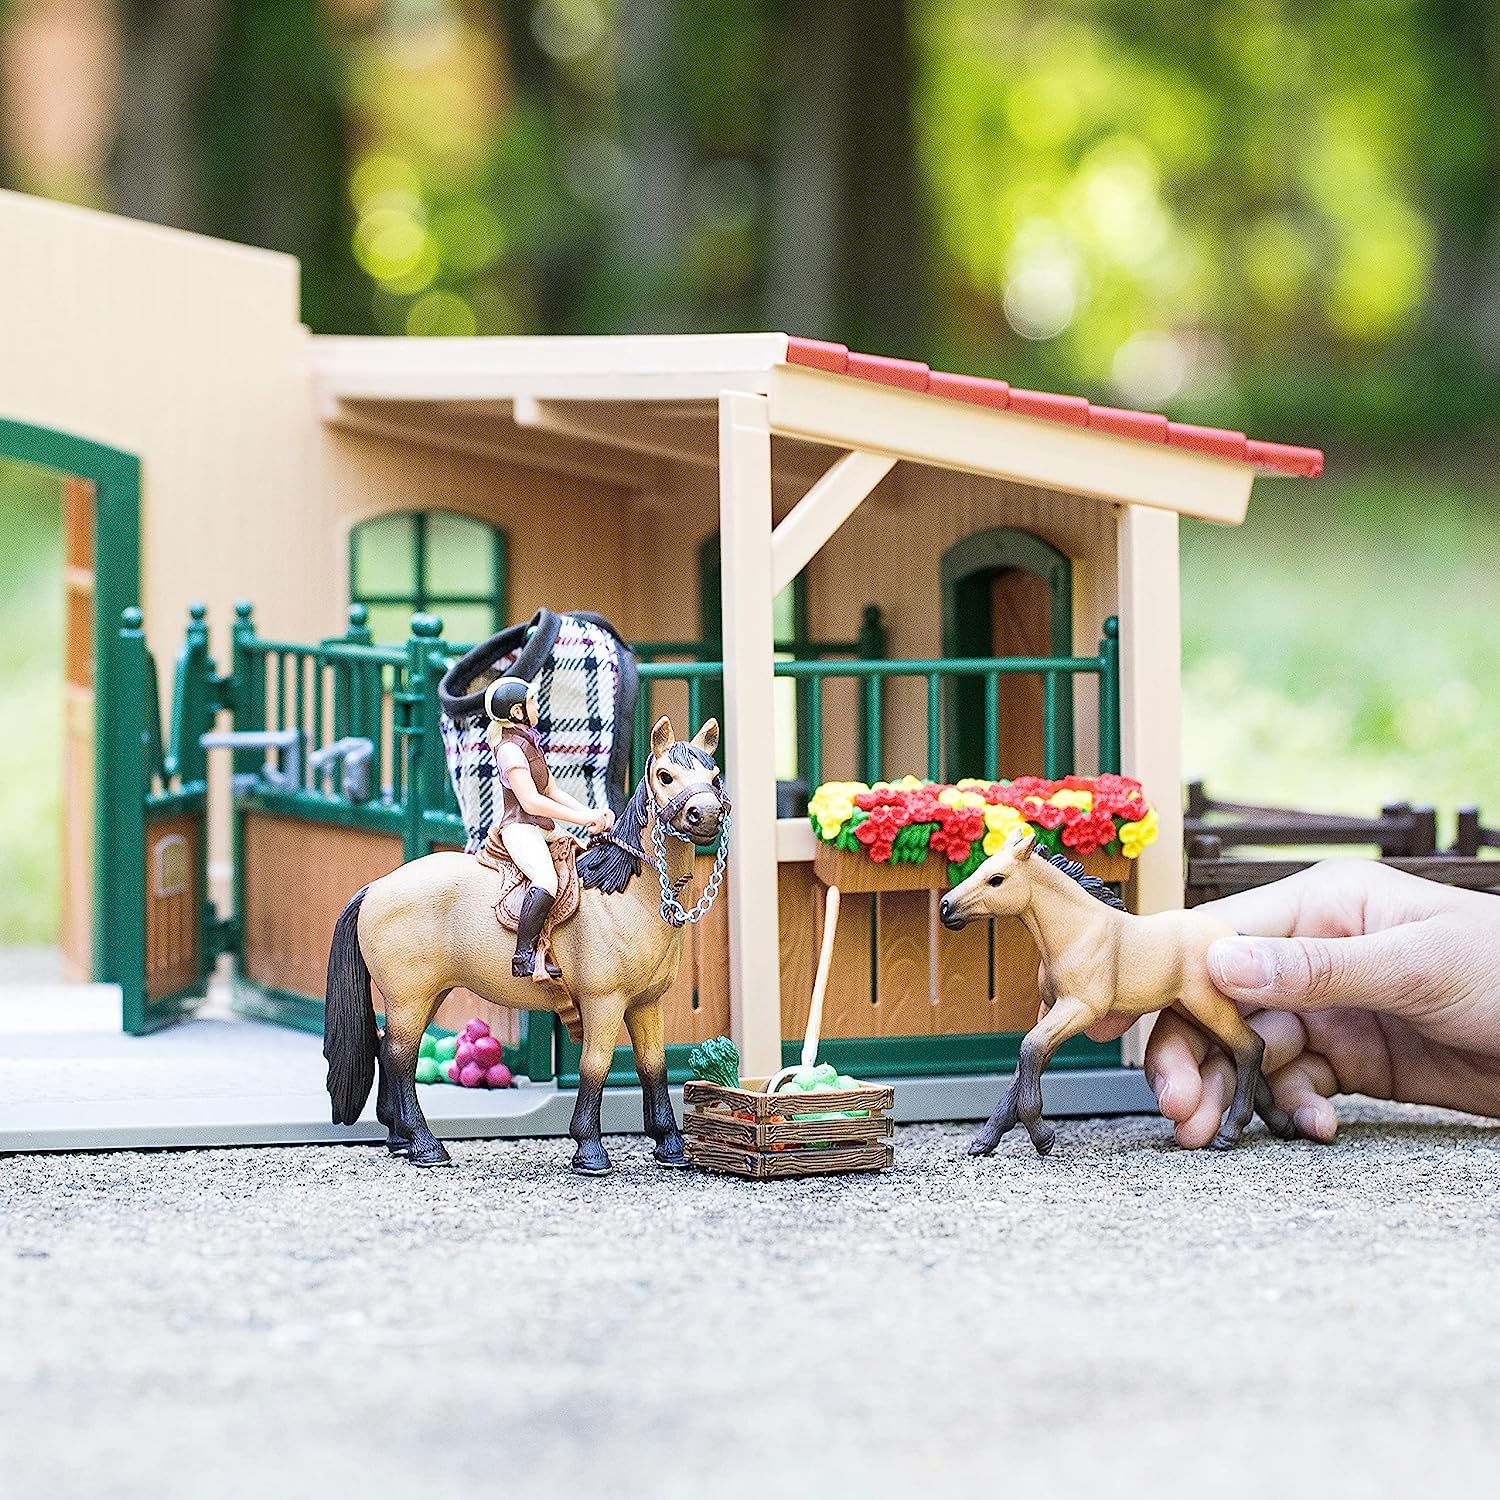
[436,1036,459,1061]
[418,1034,436,1059]
[415,1057,441,1085]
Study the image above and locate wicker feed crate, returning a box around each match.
[683,1077,895,1180]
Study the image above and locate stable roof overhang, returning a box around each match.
[310,331,1322,525]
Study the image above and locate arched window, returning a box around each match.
[349,510,507,644]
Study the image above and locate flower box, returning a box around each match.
[812,841,1132,893]
[808,774,1158,888]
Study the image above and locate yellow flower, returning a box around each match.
[956,777,993,792]
[1119,806,1159,858]
[958,791,986,809]
[808,781,866,840]
[937,786,963,807]
[1050,789,1093,811]
[980,803,1024,854]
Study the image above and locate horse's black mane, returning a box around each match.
[1040,848,1127,911]
[576,740,718,895]
[576,777,649,894]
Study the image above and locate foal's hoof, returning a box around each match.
[406,1140,452,1168]
[1028,1121,1056,1157]
[384,1132,413,1157]
[571,1143,613,1177]
[968,1132,1000,1157]
[1208,1130,1241,1152]
[653,1144,689,1168]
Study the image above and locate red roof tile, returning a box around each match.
[783,336,1322,478]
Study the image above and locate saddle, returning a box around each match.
[475,828,583,937]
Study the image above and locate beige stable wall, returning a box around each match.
[0,190,313,663]
[319,427,639,641]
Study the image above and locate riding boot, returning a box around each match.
[513,885,562,981]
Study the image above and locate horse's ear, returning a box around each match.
[1012,827,1038,861]
[691,718,720,757]
[650,716,674,758]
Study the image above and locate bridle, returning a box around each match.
[594,756,732,928]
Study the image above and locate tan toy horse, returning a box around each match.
[939,825,1304,1156]
[323,715,729,1175]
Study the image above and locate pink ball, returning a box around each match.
[455,1041,475,1068]
[485,1063,513,1089]
[458,1061,486,1088]
[446,1063,459,1083]
[465,1018,490,1039]
[472,1036,502,1068]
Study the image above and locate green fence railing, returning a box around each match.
[633,615,1122,787]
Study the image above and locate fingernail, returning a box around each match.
[1212,938,1269,992]
[1295,1105,1335,1143]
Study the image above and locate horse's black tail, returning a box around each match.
[324,886,377,1125]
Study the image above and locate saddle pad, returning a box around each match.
[475,831,582,935]
[440,612,630,852]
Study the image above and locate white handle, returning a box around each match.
[802,885,840,1068]
[764,885,842,1096]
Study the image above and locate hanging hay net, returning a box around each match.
[437,609,639,852]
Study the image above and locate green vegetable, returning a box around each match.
[687,1035,741,1089]
[415,1056,441,1085]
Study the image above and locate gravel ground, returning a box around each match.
[3,1105,1498,1500]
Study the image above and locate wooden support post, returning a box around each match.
[718,392,782,1077]
[1116,504,1183,1067]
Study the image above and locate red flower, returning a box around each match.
[1061,808,1116,855]
[1024,799,1065,830]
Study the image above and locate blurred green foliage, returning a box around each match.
[0,461,62,946]
[9,1,1498,439]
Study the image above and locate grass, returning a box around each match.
[0,461,64,946]
[1180,458,1500,837]
[0,454,1494,949]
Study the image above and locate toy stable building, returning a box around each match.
[0,190,1321,1109]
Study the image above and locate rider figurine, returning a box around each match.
[483,676,614,982]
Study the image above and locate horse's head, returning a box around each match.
[939,826,1040,928]
[646,715,728,846]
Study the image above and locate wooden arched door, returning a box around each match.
[942,528,1074,781]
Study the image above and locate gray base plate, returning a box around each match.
[0,980,1153,1153]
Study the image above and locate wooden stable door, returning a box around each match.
[989,568,1051,777]
[60,476,95,980]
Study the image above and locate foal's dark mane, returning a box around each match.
[1040,848,1127,911]
[576,740,717,895]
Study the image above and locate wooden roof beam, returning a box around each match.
[767,364,1256,524]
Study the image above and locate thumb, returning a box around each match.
[1206,931,1427,1014]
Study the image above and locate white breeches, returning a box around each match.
[500,823,558,896]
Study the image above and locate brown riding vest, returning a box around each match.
[487,725,556,832]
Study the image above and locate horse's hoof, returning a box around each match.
[968,1134,998,1157]
[1030,1123,1056,1157]
[1208,1131,1240,1151]
[406,1141,452,1168]
[385,1138,412,1157]
[571,1145,613,1176]
[653,1147,689,1167]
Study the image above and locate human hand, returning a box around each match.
[587,808,615,836]
[1141,862,1500,1146]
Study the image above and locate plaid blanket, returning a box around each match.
[439,611,637,852]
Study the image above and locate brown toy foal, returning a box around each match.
[940,826,1304,1156]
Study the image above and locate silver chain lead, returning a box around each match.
[653,812,731,927]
